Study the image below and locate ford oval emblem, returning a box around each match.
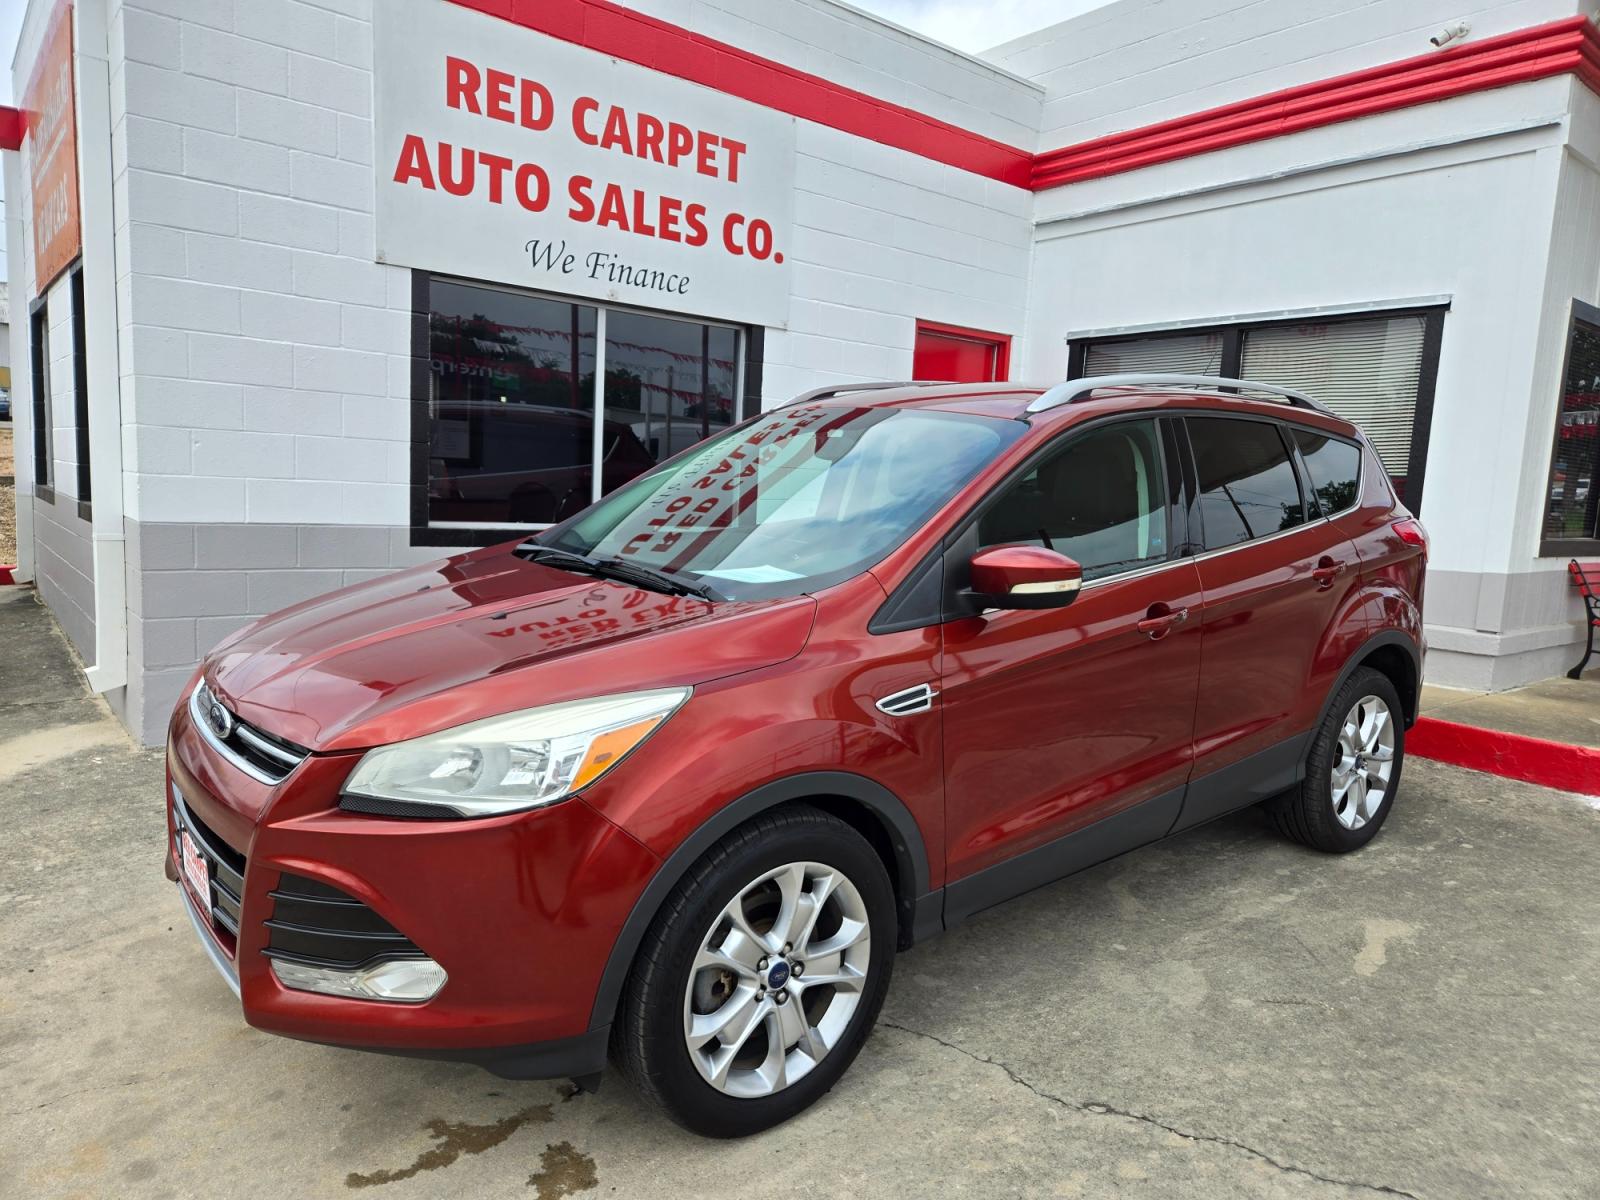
[207,698,235,741]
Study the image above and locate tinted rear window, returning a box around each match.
[1293,428,1362,516]
[1187,418,1308,549]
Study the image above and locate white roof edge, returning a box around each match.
[817,0,1046,91]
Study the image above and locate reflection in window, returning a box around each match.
[1293,428,1362,517]
[980,420,1168,580]
[602,310,738,480]
[424,278,742,528]
[1546,316,1600,543]
[1188,418,1308,548]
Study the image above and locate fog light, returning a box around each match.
[270,956,447,1003]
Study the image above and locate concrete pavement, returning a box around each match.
[3,584,1599,1198]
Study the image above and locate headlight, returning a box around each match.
[341,687,691,819]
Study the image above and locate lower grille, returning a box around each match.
[172,786,247,945]
[264,873,425,969]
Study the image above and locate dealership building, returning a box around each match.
[4,0,1600,744]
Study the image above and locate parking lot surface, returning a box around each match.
[3,584,1598,1199]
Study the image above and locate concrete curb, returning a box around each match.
[1410,716,1600,797]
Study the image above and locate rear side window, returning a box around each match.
[1187,418,1308,549]
[1292,428,1362,516]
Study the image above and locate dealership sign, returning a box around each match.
[373,1,796,327]
[24,0,81,295]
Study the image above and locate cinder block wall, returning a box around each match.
[94,0,1043,743]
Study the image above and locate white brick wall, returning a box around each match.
[90,0,1043,536]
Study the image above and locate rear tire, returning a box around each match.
[1270,666,1405,853]
[612,805,896,1137]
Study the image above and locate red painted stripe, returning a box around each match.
[1408,716,1600,797]
[428,7,1600,191]
[443,0,1034,187]
[0,105,24,151]
[1032,17,1600,188]
[0,566,16,585]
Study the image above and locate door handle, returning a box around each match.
[1312,557,1347,589]
[1137,606,1189,640]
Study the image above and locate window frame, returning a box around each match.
[29,294,54,503]
[408,271,764,548]
[70,265,91,520]
[1538,297,1600,557]
[1067,304,1444,513]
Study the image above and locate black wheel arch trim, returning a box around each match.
[586,771,932,1032]
[1320,630,1422,730]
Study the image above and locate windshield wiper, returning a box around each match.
[516,544,721,601]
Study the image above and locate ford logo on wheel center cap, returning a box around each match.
[766,960,790,990]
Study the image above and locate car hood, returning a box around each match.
[206,546,817,752]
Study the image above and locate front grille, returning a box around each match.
[191,680,310,784]
[264,873,425,969]
[173,787,247,944]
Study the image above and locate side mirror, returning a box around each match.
[965,545,1084,610]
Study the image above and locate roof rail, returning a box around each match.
[1026,374,1330,416]
[782,381,943,407]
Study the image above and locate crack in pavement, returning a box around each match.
[880,1020,1419,1199]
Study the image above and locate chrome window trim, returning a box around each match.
[1073,515,1341,594]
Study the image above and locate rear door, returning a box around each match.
[939,417,1203,919]
[1175,415,1366,830]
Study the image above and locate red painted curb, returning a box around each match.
[1408,716,1600,797]
[0,565,15,585]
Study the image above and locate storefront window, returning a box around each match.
[1543,307,1600,548]
[423,277,742,530]
[1072,308,1442,509]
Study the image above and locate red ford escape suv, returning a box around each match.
[167,375,1427,1137]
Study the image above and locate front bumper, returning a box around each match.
[166,694,659,1079]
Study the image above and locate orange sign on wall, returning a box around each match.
[24,1,81,295]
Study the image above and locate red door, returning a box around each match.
[913,321,1011,383]
[937,418,1201,915]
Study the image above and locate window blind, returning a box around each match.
[1240,315,1426,476]
[1084,331,1224,377]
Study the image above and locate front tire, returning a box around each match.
[1270,666,1405,853]
[613,805,896,1137]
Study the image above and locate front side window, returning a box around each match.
[423,277,742,530]
[1188,418,1308,549]
[1293,428,1362,517]
[544,405,1023,600]
[1544,309,1600,546]
[978,419,1169,580]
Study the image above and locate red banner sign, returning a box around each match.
[25,1,81,295]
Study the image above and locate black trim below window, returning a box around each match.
[1539,297,1600,557]
[29,294,53,500]
[1068,304,1446,514]
[71,266,91,520]
[408,271,765,549]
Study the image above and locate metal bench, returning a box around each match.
[1569,559,1600,679]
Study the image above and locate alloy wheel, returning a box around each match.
[1331,694,1396,830]
[682,861,871,1098]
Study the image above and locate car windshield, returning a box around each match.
[537,403,1022,600]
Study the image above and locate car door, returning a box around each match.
[1173,414,1365,831]
[939,416,1204,921]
